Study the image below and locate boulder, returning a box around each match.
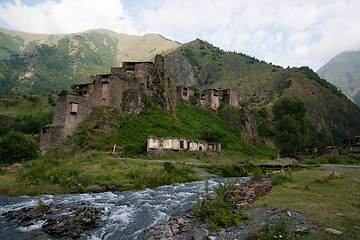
[193,228,209,240]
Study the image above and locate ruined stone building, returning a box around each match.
[40,55,176,152]
[40,54,240,153]
[177,86,239,111]
[147,136,221,155]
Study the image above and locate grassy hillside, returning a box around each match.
[0,92,57,135]
[0,28,180,98]
[65,103,276,158]
[0,27,61,60]
[317,51,360,106]
[165,39,281,101]
[165,39,360,142]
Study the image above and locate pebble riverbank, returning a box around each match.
[143,177,318,240]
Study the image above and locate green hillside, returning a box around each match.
[0,28,180,98]
[0,92,57,135]
[165,39,360,142]
[66,102,274,157]
[317,51,360,106]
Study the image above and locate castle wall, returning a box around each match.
[53,94,91,137]
[177,86,194,101]
[202,89,220,111]
[178,87,239,111]
[40,54,178,152]
[220,89,239,107]
[39,126,65,153]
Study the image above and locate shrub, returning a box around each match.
[252,166,265,180]
[208,163,254,177]
[37,197,50,212]
[215,178,239,195]
[0,131,38,164]
[249,216,310,240]
[258,217,292,240]
[272,172,294,185]
[193,179,251,230]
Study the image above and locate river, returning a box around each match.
[0,177,248,240]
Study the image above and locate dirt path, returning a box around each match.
[192,167,219,179]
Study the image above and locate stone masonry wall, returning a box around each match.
[40,55,178,152]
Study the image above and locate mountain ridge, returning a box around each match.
[0,28,180,97]
[164,39,360,142]
[317,50,360,106]
[1,28,360,143]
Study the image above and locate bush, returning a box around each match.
[208,163,254,177]
[272,172,294,185]
[252,166,265,180]
[193,180,251,230]
[258,217,292,240]
[0,131,38,164]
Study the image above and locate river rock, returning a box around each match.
[325,228,343,235]
[3,204,101,239]
[193,228,209,240]
[86,184,104,192]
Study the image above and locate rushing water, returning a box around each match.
[0,177,248,240]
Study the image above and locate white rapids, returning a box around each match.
[0,177,249,240]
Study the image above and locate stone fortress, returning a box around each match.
[40,55,239,153]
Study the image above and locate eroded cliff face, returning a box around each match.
[164,51,196,87]
[219,107,258,145]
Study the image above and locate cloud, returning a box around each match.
[0,0,138,34]
[1,0,360,69]
[134,0,360,70]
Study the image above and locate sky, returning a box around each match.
[0,0,360,71]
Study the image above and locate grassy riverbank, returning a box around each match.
[254,168,360,239]
[0,148,289,196]
[0,154,202,196]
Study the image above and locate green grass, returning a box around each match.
[306,154,360,165]
[0,92,55,117]
[69,102,272,157]
[0,93,56,136]
[0,153,199,195]
[254,169,360,239]
[193,178,252,230]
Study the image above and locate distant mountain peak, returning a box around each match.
[317,50,360,106]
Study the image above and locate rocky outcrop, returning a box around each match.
[2,204,101,239]
[220,106,258,145]
[164,51,197,87]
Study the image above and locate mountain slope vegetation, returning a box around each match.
[66,102,274,157]
[0,28,180,98]
[164,39,360,142]
[1,27,360,145]
[317,51,360,106]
